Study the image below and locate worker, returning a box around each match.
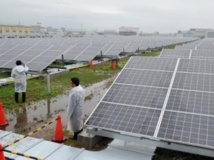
[11,60,29,103]
[67,77,85,140]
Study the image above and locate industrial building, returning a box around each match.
[119,27,139,36]
[64,29,86,37]
[0,25,33,38]
[0,23,57,38]
[177,28,214,38]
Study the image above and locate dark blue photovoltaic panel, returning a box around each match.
[173,73,214,92]
[86,56,214,150]
[86,57,175,137]
[116,69,173,88]
[126,57,177,71]
[87,102,161,136]
[166,89,214,115]
[160,49,190,59]
[103,84,167,109]
[0,37,197,71]
[178,59,214,74]
[158,58,214,149]
[158,111,214,148]
[191,50,214,60]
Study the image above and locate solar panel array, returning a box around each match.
[0,36,197,71]
[160,49,191,59]
[160,38,214,59]
[86,56,214,150]
[191,50,214,60]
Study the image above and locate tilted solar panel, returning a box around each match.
[86,56,214,150]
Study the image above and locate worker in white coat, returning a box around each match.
[67,77,85,140]
[11,60,29,103]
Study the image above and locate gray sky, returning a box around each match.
[0,0,213,33]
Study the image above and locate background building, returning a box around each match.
[0,23,57,38]
[63,29,86,37]
[119,27,139,36]
[31,23,55,38]
[0,25,33,38]
[177,28,214,38]
[103,29,117,35]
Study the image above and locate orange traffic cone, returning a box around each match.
[0,144,6,160]
[52,115,66,143]
[89,60,93,69]
[112,61,117,70]
[0,102,8,127]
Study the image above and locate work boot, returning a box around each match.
[15,92,19,103]
[70,129,83,140]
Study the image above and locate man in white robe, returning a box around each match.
[67,77,85,140]
[11,60,29,103]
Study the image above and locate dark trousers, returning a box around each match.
[73,128,83,140]
[15,92,26,103]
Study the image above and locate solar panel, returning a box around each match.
[191,50,214,60]
[101,43,114,53]
[156,58,214,149]
[86,57,214,150]
[43,50,63,56]
[0,55,17,61]
[5,49,25,55]
[63,44,89,60]
[125,40,142,53]
[0,48,11,55]
[104,43,126,55]
[158,111,214,149]
[86,102,161,136]
[126,57,177,71]
[86,57,174,136]
[74,44,102,61]
[0,37,198,71]
[173,73,214,92]
[116,69,173,88]
[160,49,190,59]
[138,44,149,51]
[21,50,44,56]
[26,62,52,71]
[103,84,167,109]
[178,59,214,74]
[175,45,196,50]
[166,90,214,115]
[197,46,214,50]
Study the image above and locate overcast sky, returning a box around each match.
[0,0,213,33]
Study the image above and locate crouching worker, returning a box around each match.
[67,77,85,140]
